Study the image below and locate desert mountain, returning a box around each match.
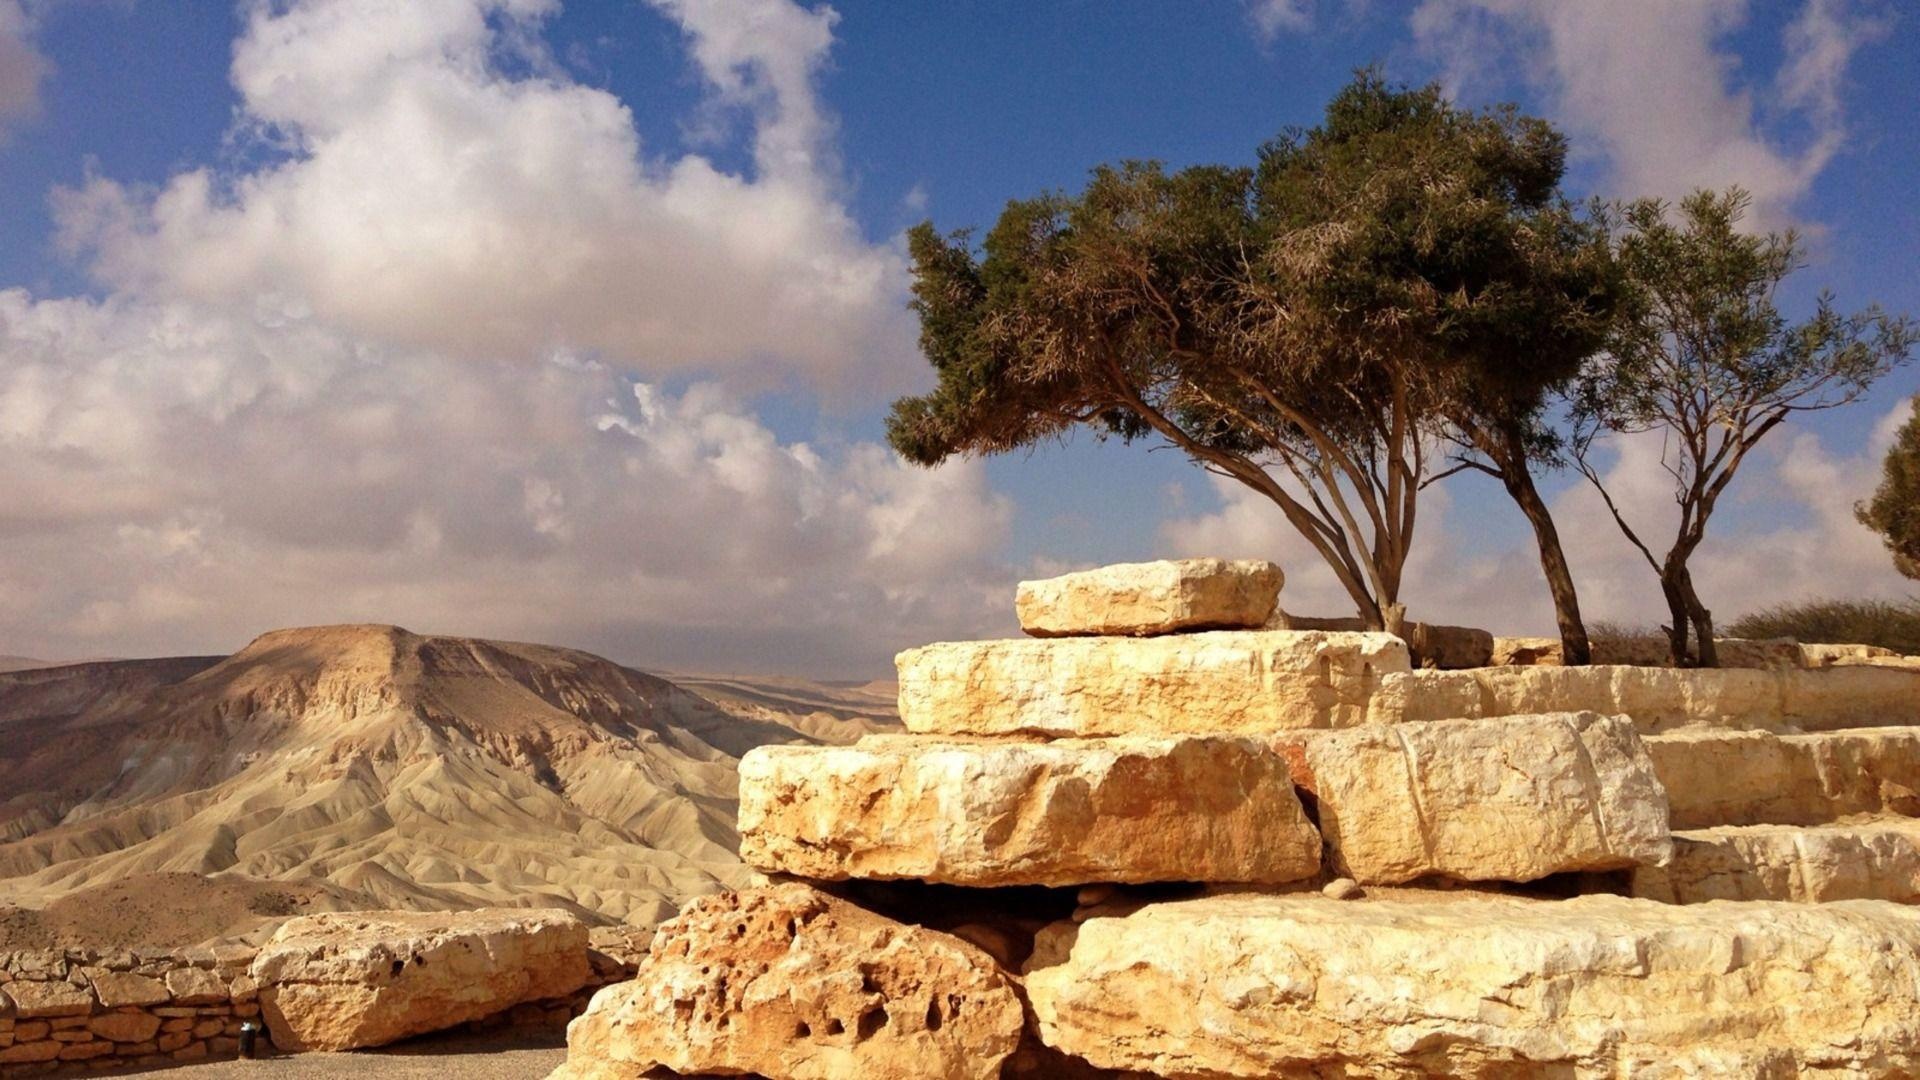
[0,625,895,935]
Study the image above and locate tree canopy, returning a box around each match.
[1576,189,1917,665]
[1858,395,1920,580]
[890,72,1616,641]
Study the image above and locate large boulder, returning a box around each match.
[1024,892,1920,1077]
[252,908,590,1052]
[1016,559,1282,638]
[1646,726,1920,828]
[739,735,1320,887]
[898,631,1408,737]
[1633,820,1920,903]
[1275,713,1670,885]
[550,884,1024,1080]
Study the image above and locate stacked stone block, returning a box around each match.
[548,559,1920,1078]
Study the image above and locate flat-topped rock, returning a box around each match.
[739,735,1320,887]
[1646,726,1920,828]
[1024,892,1920,1077]
[550,883,1023,1080]
[1016,559,1282,638]
[1372,662,1920,731]
[252,908,589,1052]
[1275,713,1670,885]
[899,631,1409,737]
[1633,819,1920,904]
[1280,613,1493,669]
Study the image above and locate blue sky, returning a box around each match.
[0,0,1915,674]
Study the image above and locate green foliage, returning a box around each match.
[1857,396,1920,579]
[1729,598,1920,656]
[1575,188,1917,665]
[889,71,1615,628]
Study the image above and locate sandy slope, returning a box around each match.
[0,625,897,939]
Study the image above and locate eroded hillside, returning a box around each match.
[0,625,895,932]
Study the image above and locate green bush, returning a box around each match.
[1729,598,1920,655]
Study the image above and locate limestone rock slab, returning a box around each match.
[1016,559,1282,638]
[4,981,92,1019]
[1372,662,1920,732]
[1632,820,1920,904]
[898,631,1409,737]
[1646,726,1920,828]
[1024,892,1920,1077]
[549,883,1023,1080]
[739,735,1321,887]
[1275,713,1670,885]
[252,908,589,1052]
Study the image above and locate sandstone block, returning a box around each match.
[550,884,1023,1080]
[1647,726,1920,828]
[1276,713,1670,885]
[252,908,590,1052]
[58,1039,112,1061]
[739,735,1320,887]
[13,1022,48,1042]
[1406,622,1494,669]
[1490,636,1561,666]
[899,631,1408,737]
[1025,892,1920,1077]
[86,1013,160,1044]
[85,971,167,1009]
[1016,559,1282,637]
[1802,642,1900,666]
[162,968,225,1006]
[4,981,92,1019]
[1633,820,1920,904]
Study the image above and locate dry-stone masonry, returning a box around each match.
[1016,558,1282,637]
[561,557,1920,1079]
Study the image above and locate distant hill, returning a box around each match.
[0,625,897,943]
[0,656,51,673]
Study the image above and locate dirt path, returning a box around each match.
[147,1031,569,1080]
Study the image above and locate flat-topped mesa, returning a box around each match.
[1015,558,1283,637]
[898,630,1409,737]
[1023,892,1920,1078]
[1275,712,1671,885]
[738,735,1320,887]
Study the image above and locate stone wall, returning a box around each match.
[0,927,643,1076]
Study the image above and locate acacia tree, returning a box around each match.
[889,73,1617,644]
[1858,395,1920,579]
[1576,189,1916,666]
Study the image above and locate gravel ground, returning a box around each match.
[131,1030,570,1080]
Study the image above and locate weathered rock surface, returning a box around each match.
[1646,726,1920,828]
[1016,559,1282,638]
[1490,636,1562,666]
[1802,642,1902,665]
[252,908,589,1052]
[550,883,1024,1080]
[1633,819,1920,904]
[1024,892,1920,1077]
[899,631,1409,737]
[739,735,1320,886]
[1373,662,1920,731]
[1275,713,1670,884]
[1274,613,1492,669]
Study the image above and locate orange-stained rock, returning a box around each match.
[252,908,589,1052]
[549,884,1023,1080]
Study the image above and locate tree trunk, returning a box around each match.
[1495,442,1592,665]
[1675,562,1718,667]
[1657,567,1695,667]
